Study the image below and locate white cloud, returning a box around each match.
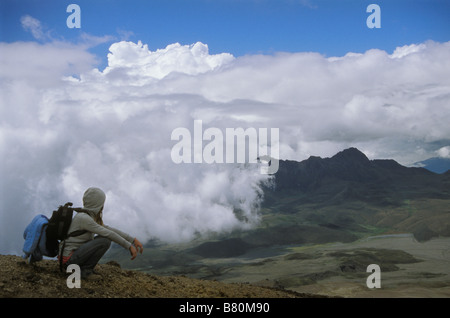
[0,41,98,86]
[437,146,450,158]
[390,43,427,59]
[1,37,450,254]
[20,15,48,41]
[77,32,117,49]
[102,41,234,80]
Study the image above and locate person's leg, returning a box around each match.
[67,236,111,278]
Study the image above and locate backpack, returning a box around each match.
[23,202,88,270]
[23,214,53,263]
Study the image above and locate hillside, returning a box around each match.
[99,148,450,298]
[262,147,450,242]
[0,254,315,298]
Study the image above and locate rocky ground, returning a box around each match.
[0,254,321,298]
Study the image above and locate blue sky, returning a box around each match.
[1,0,449,69]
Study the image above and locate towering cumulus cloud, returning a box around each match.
[1,39,450,254]
[0,41,267,253]
[103,41,234,80]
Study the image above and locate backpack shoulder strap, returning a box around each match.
[58,208,89,272]
[72,207,89,213]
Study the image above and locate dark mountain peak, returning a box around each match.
[331,147,370,163]
[306,155,322,161]
[372,158,404,168]
[270,147,449,206]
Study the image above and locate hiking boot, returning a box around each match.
[83,273,102,281]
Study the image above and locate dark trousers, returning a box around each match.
[67,236,111,278]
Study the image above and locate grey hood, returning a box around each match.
[82,187,106,216]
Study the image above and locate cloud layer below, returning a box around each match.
[1,37,450,254]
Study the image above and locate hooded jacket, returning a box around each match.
[60,187,134,257]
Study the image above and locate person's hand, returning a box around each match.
[133,238,144,254]
[129,245,138,260]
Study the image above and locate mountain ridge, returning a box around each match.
[261,147,450,243]
[267,147,449,206]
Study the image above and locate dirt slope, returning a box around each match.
[0,254,318,298]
